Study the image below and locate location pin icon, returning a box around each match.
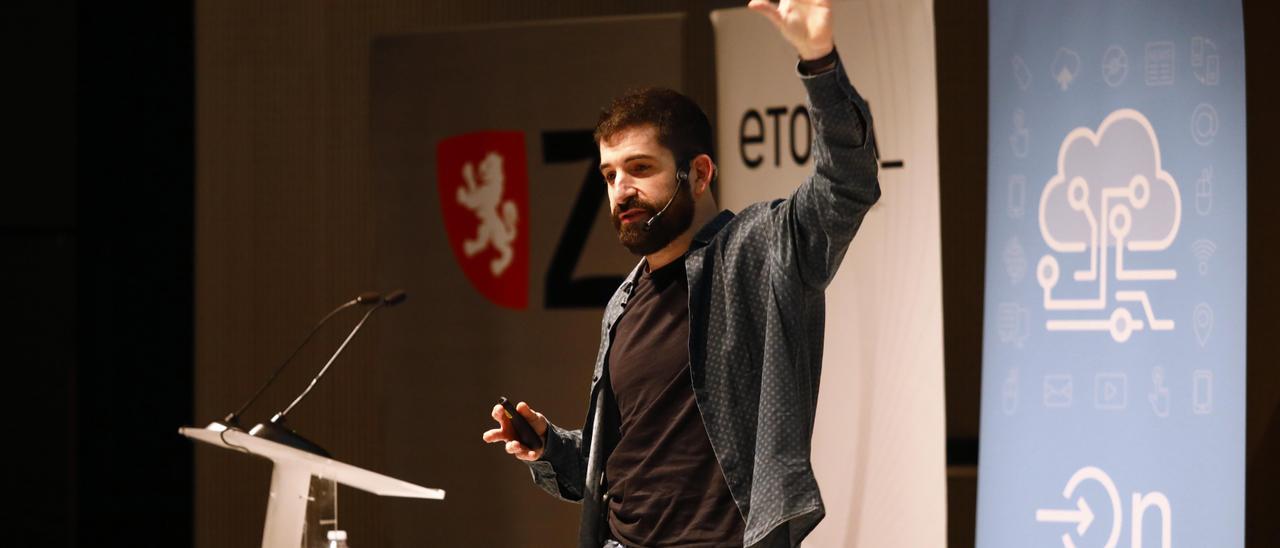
[1193,303,1213,347]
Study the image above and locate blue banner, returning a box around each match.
[979,1,1246,547]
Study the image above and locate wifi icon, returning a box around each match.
[1192,239,1216,275]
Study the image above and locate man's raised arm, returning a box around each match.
[751,0,881,289]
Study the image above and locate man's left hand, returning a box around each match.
[747,0,834,61]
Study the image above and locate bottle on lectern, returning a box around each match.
[326,530,350,548]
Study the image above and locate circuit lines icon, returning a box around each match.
[1037,109,1181,342]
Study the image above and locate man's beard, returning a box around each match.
[611,181,695,256]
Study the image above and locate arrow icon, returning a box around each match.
[1036,496,1095,536]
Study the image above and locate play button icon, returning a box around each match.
[1095,373,1127,410]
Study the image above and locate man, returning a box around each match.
[483,1,879,546]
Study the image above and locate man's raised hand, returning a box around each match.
[747,0,835,61]
[482,400,549,461]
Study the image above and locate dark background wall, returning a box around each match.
[1239,3,1280,544]
[7,1,193,547]
[8,2,78,546]
[11,0,1273,545]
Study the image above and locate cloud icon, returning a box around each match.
[1039,109,1182,256]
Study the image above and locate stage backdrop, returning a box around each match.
[369,15,684,546]
[711,2,947,546]
[978,1,1246,547]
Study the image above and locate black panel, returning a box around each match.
[74,1,194,546]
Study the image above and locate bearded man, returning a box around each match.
[484,1,880,546]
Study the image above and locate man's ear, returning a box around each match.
[691,154,716,198]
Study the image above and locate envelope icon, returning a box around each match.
[1043,374,1073,408]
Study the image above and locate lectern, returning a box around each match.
[181,424,445,547]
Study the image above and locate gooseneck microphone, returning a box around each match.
[218,291,382,429]
[249,290,408,456]
[643,168,689,232]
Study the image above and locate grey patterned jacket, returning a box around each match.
[527,53,881,548]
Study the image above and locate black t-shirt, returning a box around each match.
[605,259,745,547]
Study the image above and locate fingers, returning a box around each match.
[747,0,784,27]
[515,401,548,436]
[505,440,540,461]
[481,428,508,443]
[484,404,513,443]
[486,402,544,461]
[491,403,515,432]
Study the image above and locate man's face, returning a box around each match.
[599,125,694,256]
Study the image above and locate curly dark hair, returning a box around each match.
[593,87,715,169]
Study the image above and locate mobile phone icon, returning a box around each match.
[1192,370,1213,415]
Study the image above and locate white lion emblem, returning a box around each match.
[456,151,519,276]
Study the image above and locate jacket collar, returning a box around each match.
[691,210,735,249]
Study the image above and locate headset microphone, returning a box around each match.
[644,168,689,231]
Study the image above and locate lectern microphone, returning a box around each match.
[249,290,409,456]
[215,291,382,431]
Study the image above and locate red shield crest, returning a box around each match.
[436,131,530,309]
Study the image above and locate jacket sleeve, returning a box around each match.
[771,51,881,289]
[525,419,588,502]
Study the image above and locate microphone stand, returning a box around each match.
[249,291,407,457]
[211,292,381,432]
